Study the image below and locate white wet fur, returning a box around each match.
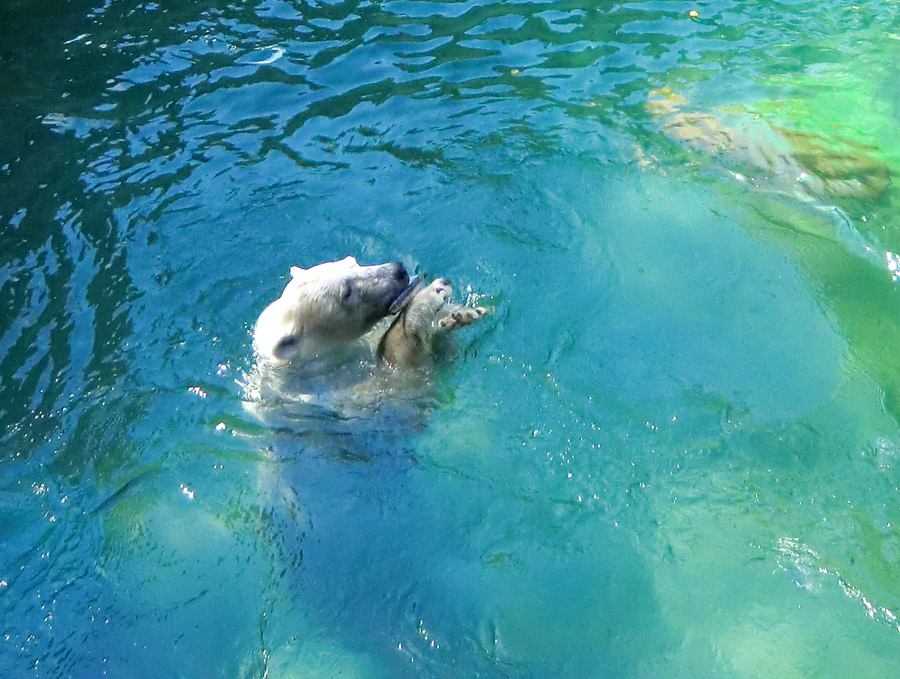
[246,257,487,418]
[252,256,411,365]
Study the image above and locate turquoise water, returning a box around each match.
[3,0,900,676]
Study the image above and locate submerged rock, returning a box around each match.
[645,88,891,200]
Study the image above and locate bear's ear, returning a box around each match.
[272,333,301,361]
[290,266,308,280]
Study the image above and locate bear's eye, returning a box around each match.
[341,281,355,304]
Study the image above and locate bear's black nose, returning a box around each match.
[389,262,409,284]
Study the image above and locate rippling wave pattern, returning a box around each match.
[4,0,900,677]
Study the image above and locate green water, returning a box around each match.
[3,1,900,676]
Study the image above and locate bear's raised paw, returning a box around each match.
[438,306,487,330]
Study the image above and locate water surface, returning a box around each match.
[3,1,900,677]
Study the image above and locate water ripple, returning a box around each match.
[4,2,900,677]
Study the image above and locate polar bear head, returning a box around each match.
[253,256,411,364]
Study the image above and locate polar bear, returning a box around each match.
[253,256,414,365]
[252,257,486,373]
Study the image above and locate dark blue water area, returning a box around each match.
[4,1,900,677]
